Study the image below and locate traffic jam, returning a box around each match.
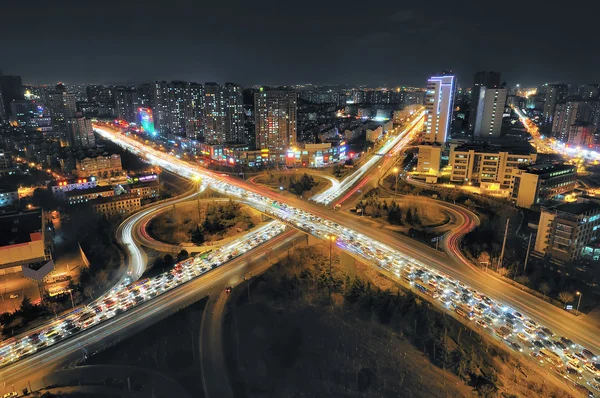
[0,222,286,369]
[94,124,600,394]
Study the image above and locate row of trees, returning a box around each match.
[189,200,254,244]
[357,198,422,226]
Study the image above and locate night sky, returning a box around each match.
[3,0,598,87]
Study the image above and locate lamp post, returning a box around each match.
[392,167,399,197]
[576,291,583,313]
[327,235,336,302]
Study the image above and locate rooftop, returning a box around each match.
[519,163,577,175]
[554,201,600,216]
[92,193,140,205]
[0,209,43,247]
[65,185,113,197]
[453,140,535,156]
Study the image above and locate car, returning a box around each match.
[583,350,598,361]
[533,340,545,349]
[586,364,600,376]
[8,294,18,299]
[561,337,576,348]
[530,352,544,364]
[575,352,589,362]
[554,366,567,378]
[565,353,578,362]
[569,360,585,373]
[475,320,487,328]
[2,392,18,398]
[566,367,584,380]
[510,342,523,352]
[541,327,555,337]
[517,333,529,341]
[589,381,600,392]
[554,341,567,350]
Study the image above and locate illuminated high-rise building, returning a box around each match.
[473,86,507,138]
[468,71,501,132]
[113,86,137,123]
[203,82,244,144]
[423,74,456,144]
[543,84,568,125]
[224,83,244,143]
[152,81,203,139]
[254,89,297,151]
[67,114,95,148]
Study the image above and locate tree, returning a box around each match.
[539,282,551,298]
[164,254,174,268]
[558,291,575,308]
[189,226,205,245]
[177,250,189,262]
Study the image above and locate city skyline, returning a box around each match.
[3,1,599,87]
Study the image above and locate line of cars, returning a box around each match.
[0,222,287,369]
[98,123,600,395]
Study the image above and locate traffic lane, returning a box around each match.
[96,127,600,363]
[200,291,232,398]
[1,229,301,391]
[241,188,600,353]
[131,197,233,251]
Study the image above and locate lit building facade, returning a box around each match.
[535,197,600,263]
[75,154,123,178]
[255,89,297,152]
[473,87,507,138]
[511,163,577,209]
[423,75,455,144]
[449,143,537,187]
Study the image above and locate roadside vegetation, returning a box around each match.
[226,245,573,398]
[150,199,257,246]
[256,172,326,197]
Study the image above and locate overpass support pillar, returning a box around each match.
[340,251,356,277]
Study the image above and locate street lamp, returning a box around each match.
[576,291,583,313]
[326,235,336,301]
[392,167,400,197]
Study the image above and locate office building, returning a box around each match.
[449,142,537,188]
[468,71,501,132]
[67,115,95,148]
[511,163,577,209]
[91,193,141,217]
[552,97,581,140]
[423,75,456,144]
[417,143,442,173]
[543,84,568,125]
[124,180,160,200]
[472,86,507,138]
[0,72,24,120]
[74,154,123,178]
[534,196,600,263]
[284,143,347,168]
[51,178,98,197]
[65,186,115,205]
[255,89,297,152]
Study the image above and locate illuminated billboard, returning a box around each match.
[138,108,155,135]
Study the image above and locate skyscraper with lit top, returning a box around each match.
[423,74,456,144]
